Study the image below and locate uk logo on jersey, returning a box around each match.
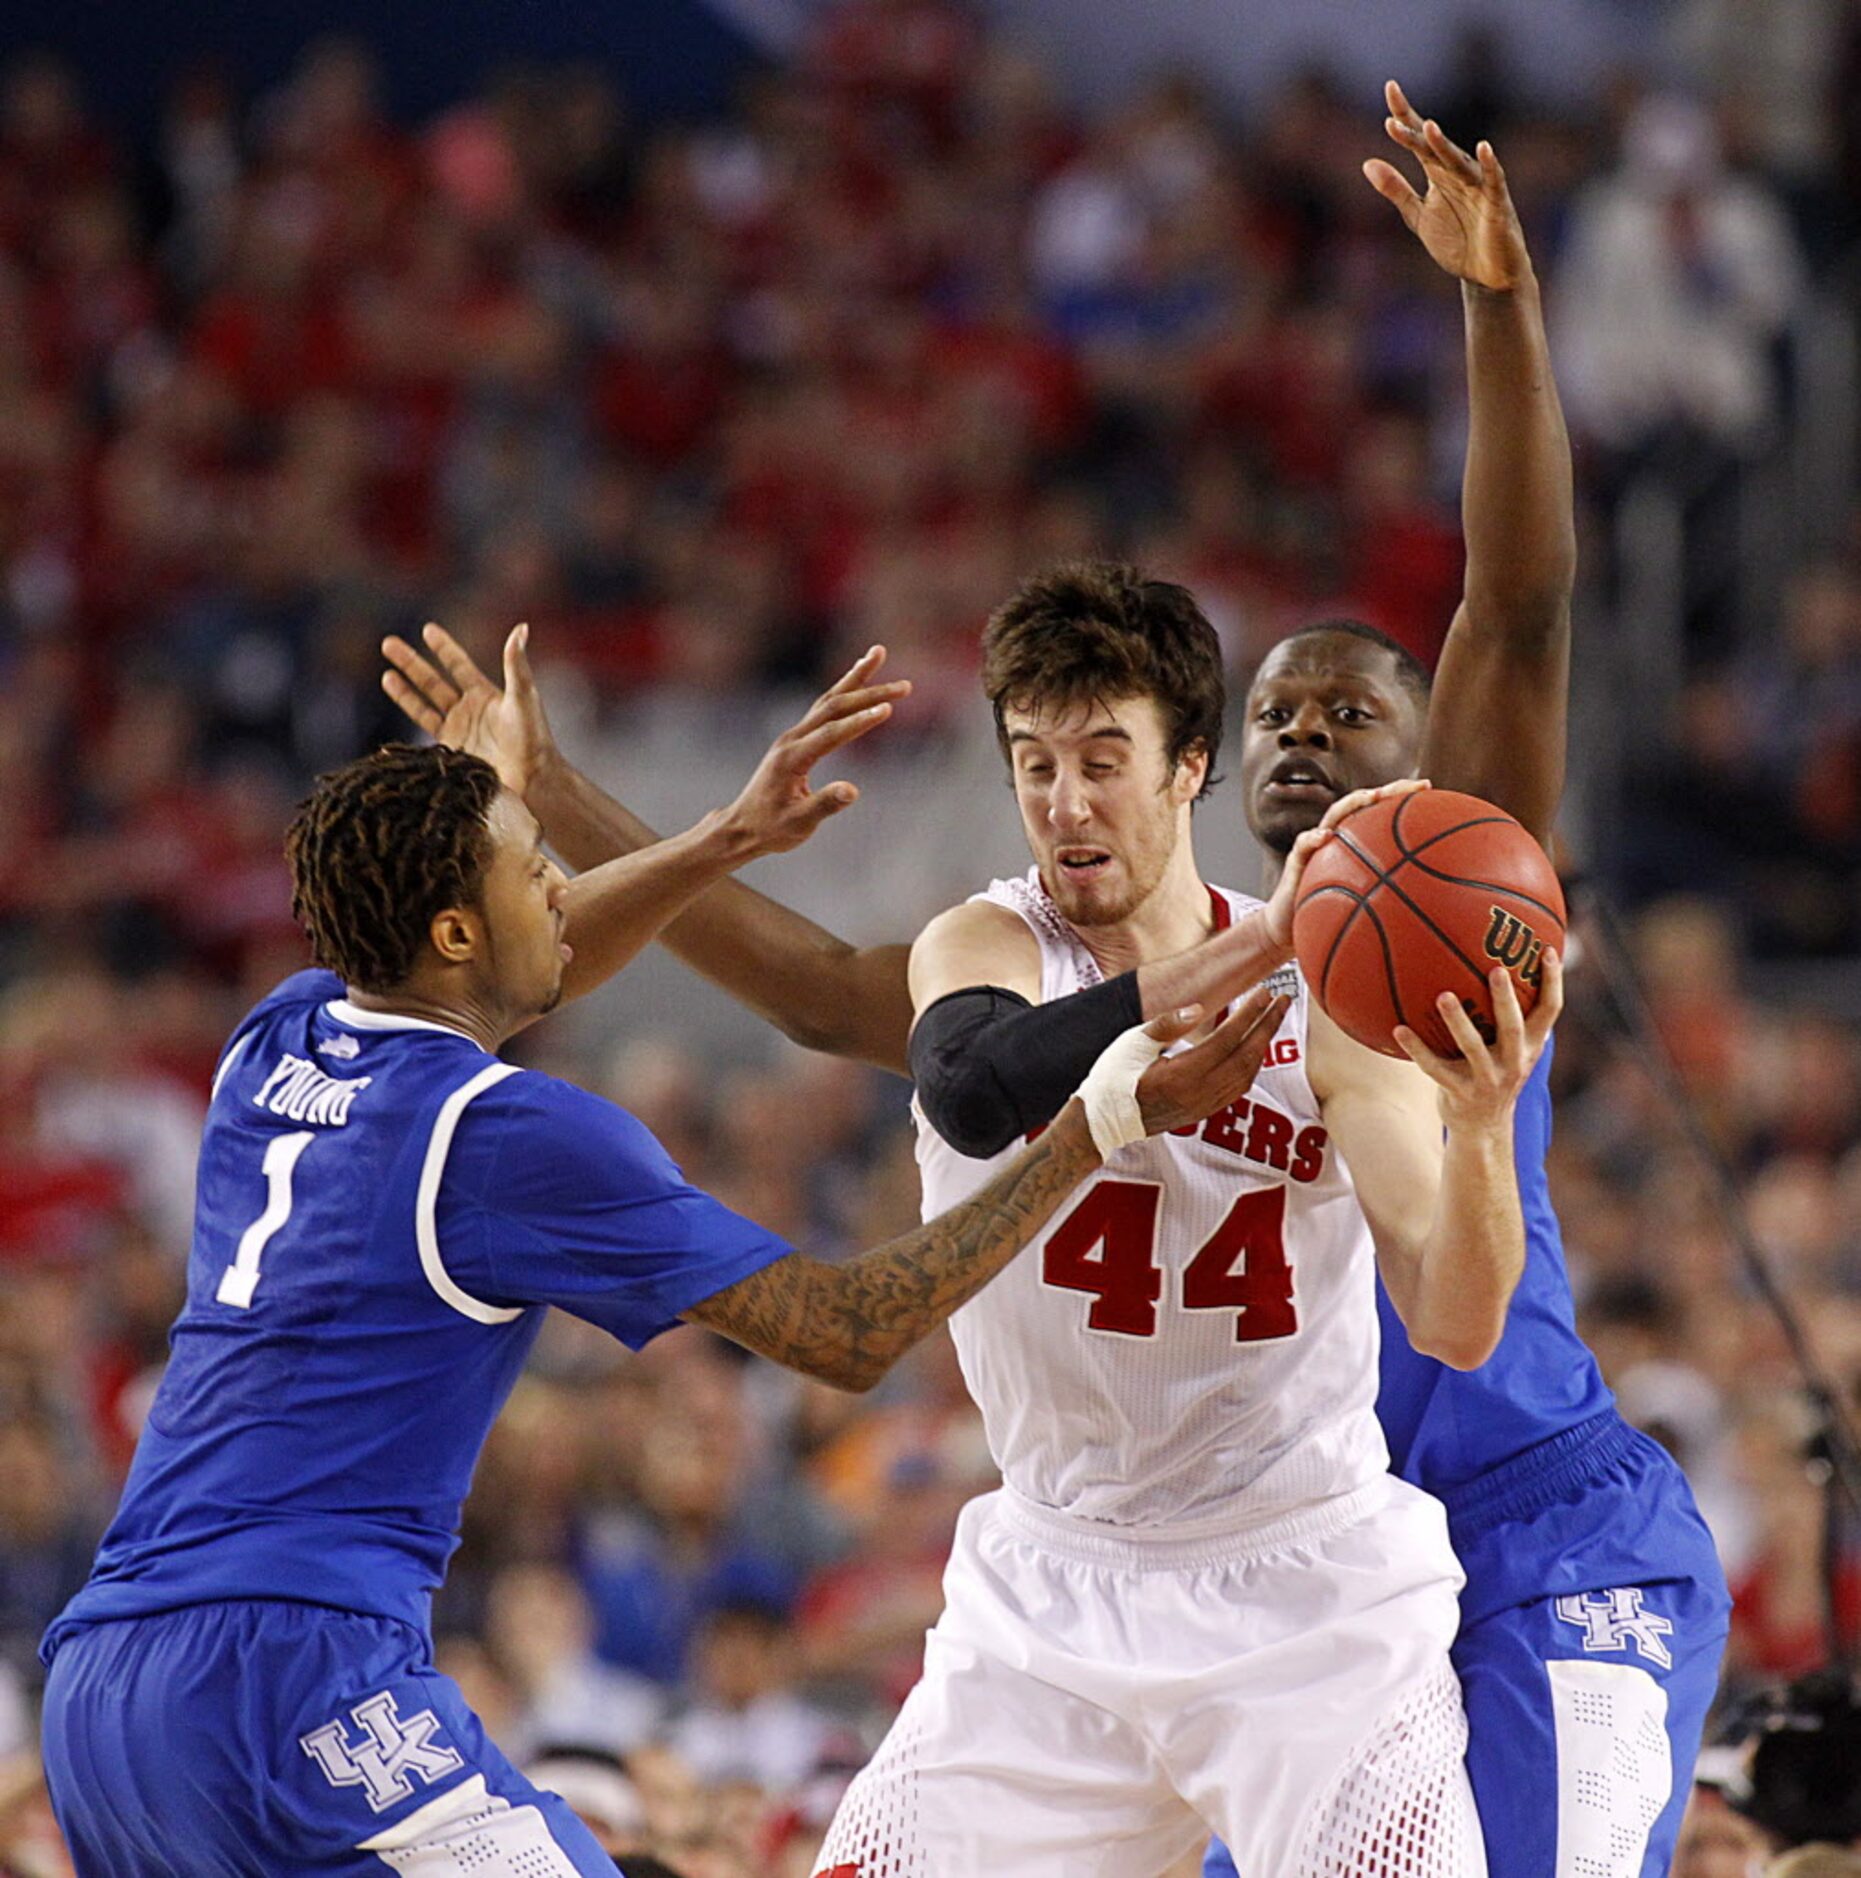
[1553,1588,1675,1669]
[300,1691,465,1812]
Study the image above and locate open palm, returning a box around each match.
[1362,80,1529,292]
[381,622,555,796]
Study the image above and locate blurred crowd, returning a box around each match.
[4,1,1861,1871]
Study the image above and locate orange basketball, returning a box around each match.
[1290,789,1565,1059]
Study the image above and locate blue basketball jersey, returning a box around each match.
[1376,1037,1614,1496]
[45,970,790,1656]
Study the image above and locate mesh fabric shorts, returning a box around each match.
[1207,1413,1731,1878]
[815,1474,1487,1878]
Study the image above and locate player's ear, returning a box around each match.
[1173,740,1210,803]
[428,906,478,966]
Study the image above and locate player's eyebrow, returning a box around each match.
[1007,725,1135,745]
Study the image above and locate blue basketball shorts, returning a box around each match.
[41,1599,623,1877]
[1205,1413,1731,1878]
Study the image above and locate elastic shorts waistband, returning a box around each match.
[992,1476,1393,1571]
[1442,1409,1651,1539]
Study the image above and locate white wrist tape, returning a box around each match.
[1078,1021,1169,1160]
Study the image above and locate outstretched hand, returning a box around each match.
[1262,778,1431,951]
[381,622,556,797]
[1362,79,1531,292]
[715,647,913,857]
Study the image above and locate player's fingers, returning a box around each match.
[1219,983,1278,1038]
[422,621,491,698]
[1386,79,1424,132]
[1435,990,1494,1070]
[1478,139,1510,199]
[502,622,534,699]
[781,701,895,771]
[1143,1004,1204,1047]
[1320,776,1427,831]
[1209,995,1292,1103]
[1423,117,1481,181]
[1526,948,1564,1040]
[1488,966,1527,1069]
[382,634,459,711]
[1192,988,1284,1073]
[379,669,444,735]
[1235,991,1292,1057]
[1397,1021,1472,1096]
[1363,158,1423,226]
[1285,826,1329,875]
[786,680,912,745]
[791,781,861,832]
[824,644,890,697]
[1392,1023,1454,1084]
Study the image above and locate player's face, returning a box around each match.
[1004,692,1205,928]
[475,791,571,1019]
[1240,637,1424,856]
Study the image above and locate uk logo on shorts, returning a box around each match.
[300,1691,465,1812]
[1553,1588,1675,1670]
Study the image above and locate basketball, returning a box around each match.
[1290,789,1566,1059]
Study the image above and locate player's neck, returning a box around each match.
[1074,838,1214,977]
[343,981,507,1053]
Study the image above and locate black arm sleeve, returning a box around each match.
[908,973,1144,1159]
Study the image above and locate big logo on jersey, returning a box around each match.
[300,1691,465,1812]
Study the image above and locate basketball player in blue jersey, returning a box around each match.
[37,676,1287,1878]
[383,86,1728,1878]
[1202,89,1732,1878]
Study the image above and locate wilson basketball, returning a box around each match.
[1290,789,1565,1059]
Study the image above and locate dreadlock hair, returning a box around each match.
[284,743,502,993]
[1280,618,1432,707]
[981,560,1226,800]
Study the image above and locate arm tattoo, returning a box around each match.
[686,1103,1100,1390]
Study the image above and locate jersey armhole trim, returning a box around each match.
[419,1063,526,1325]
[210,1031,255,1101]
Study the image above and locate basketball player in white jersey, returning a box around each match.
[382,582,1561,1874]
[796,563,1563,1878]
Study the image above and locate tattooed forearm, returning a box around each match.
[686,1101,1101,1389]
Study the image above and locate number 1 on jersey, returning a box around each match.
[1042,1179,1297,1342]
[217,1131,314,1308]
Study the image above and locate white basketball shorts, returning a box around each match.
[815,1474,1487,1878]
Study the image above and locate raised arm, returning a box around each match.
[384,623,917,1071]
[1308,950,1564,1368]
[686,994,1293,1391]
[1365,80,1575,842]
[549,674,896,1001]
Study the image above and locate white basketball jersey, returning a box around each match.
[915,869,1389,1531]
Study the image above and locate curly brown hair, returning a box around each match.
[980,560,1226,799]
[284,744,502,992]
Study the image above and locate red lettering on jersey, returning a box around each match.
[1025,1120,1048,1143]
[1289,1124,1329,1183]
[1244,1104,1294,1170]
[1200,1098,1252,1154]
[1042,1180,1166,1335]
[1264,1036,1301,1067]
[814,1867,861,1878]
[1182,1186,1297,1341]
